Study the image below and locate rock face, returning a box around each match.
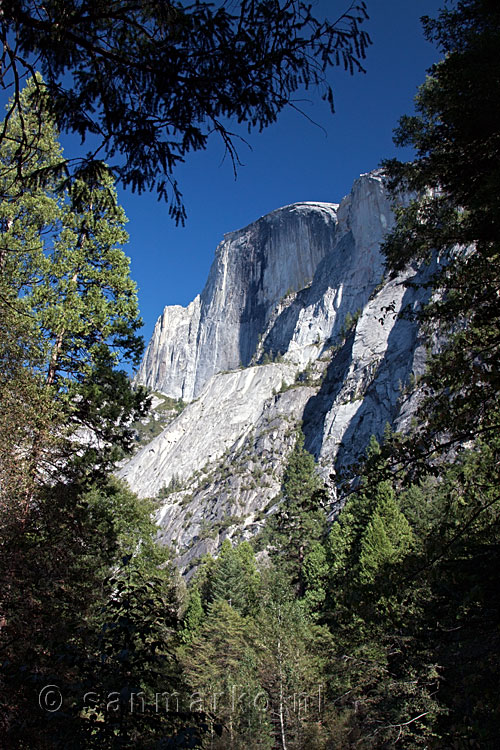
[135,201,339,400]
[122,171,430,569]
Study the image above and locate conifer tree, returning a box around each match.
[256,566,330,750]
[271,430,328,596]
[0,1,371,222]
[0,476,190,748]
[209,540,260,616]
[358,489,413,584]
[325,473,439,746]
[321,4,500,744]
[301,540,329,617]
[0,77,148,483]
[381,0,500,462]
[0,81,178,748]
[179,599,264,749]
[180,587,205,644]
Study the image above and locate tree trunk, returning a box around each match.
[45,224,87,385]
[277,607,288,750]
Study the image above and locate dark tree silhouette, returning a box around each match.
[0,0,370,222]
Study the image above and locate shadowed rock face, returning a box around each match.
[135,200,339,400]
[123,171,430,568]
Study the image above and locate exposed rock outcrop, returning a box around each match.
[135,201,339,400]
[122,171,430,568]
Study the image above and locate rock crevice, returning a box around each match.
[122,171,430,567]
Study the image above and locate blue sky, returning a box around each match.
[113,0,444,361]
[2,1,444,366]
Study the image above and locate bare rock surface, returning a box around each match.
[121,172,430,567]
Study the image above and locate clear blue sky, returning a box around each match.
[2,2,443,365]
[113,0,443,361]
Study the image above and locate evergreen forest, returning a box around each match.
[0,1,499,748]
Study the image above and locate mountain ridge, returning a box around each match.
[122,171,430,568]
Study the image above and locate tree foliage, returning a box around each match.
[3,3,500,747]
[209,539,260,616]
[0,0,371,222]
[0,82,186,746]
[180,552,330,750]
[271,430,328,597]
[381,0,500,466]
[0,78,149,485]
[317,1,500,743]
[0,477,192,748]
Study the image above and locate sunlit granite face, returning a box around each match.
[134,199,339,400]
[122,171,431,568]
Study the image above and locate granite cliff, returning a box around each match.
[135,199,339,400]
[122,171,430,569]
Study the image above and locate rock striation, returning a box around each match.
[122,171,431,568]
[135,200,339,400]
[135,173,399,399]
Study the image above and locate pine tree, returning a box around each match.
[0,80,173,748]
[0,2,370,222]
[301,540,329,617]
[0,475,191,748]
[0,77,148,484]
[180,587,205,644]
[325,474,439,747]
[179,599,265,749]
[321,6,500,743]
[0,296,56,510]
[381,0,500,461]
[256,566,329,750]
[83,545,185,748]
[358,487,413,584]
[209,540,260,616]
[271,430,328,596]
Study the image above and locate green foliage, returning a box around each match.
[0,294,57,504]
[179,599,264,749]
[180,560,331,749]
[0,78,148,482]
[4,5,500,748]
[339,307,361,338]
[381,0,500,458]
[325,477,438,744]
[282,430,322,507]
[0,80,207,747]
[358,489,413,584]
[294,361,316,385]
[180,587,205,644]
[255,566,331,750]
[269,430,328,600]
[260,349,284,365]
[301,541,329,616]
[158,475,186,499]
[320,4,500,742]
[323,423,500,746]
[175,435,499,746]
[0,477,200,748]
[130,393,187,451]
[77,552,184,748]
[198,539,261,617]
[151,393,187,414]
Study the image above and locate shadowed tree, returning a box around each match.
[381,0,500,469]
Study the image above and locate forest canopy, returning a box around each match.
[1,0,500,747]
